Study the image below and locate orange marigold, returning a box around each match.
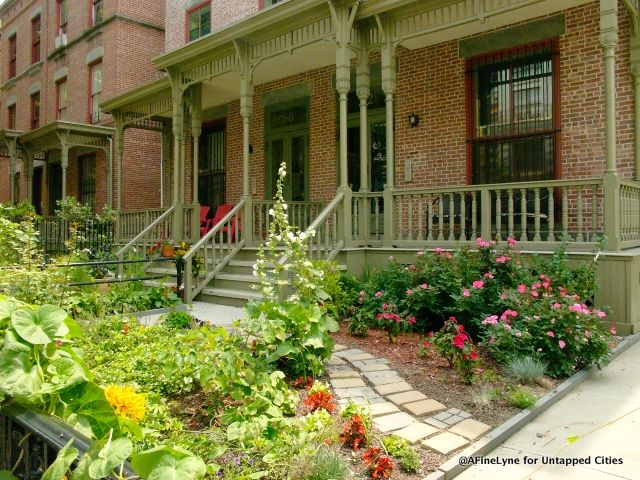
[104,385,146,423]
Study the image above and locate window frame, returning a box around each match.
[30,92,40,130]
[57,0,68,36]
[185,1,211,42]
[8,34,17,79]
[465,38,561,184]
[8,105,17,130]
[91,0,103,26]
[56,78,68,120]
[259,0,285,8]
[88,61,103,123]
[31,15,41,64]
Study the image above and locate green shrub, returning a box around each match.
[161,310,193,329]
[301,446,348,480]
[508,387,538,409]
[382,435,421,473]
[0,201,38,223]
[505,356,547,384]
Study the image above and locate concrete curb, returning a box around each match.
[127,304,189,325]
[423,332,640,480]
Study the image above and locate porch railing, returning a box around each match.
[252,200,325,243]
[115,205,175,272]
[390,179,605,249]
[620,179,640,249]
[305,191,345,260]
[183,199,245,303]
[115,208,168,243]
[36,217,115,255]
[351,191,385,246]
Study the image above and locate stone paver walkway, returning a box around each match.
[328,345,492,456]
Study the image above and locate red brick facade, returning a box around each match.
[0,0,165,213]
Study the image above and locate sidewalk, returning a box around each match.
[455,338,640,480]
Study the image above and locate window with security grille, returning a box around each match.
[79,154,96,212]
[467,40,559,184]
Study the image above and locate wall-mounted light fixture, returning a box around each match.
[408,113,420,128]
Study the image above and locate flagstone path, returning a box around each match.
[329,344,491,456]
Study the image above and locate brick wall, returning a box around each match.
[0,0,165,212]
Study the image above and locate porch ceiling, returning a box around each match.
[19,121,114,154]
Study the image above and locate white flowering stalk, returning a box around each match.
[254,162,325,303]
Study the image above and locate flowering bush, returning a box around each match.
[361,447,394,479]
[481,276,613,377]
[423,317,479,384]
[304,381,335,413]
[340,415,368,451]
[376,301,416,342]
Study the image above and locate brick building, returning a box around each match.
[0,0,165,214]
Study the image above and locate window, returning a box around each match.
[78,154,96,211]
[92,0,103,26]
[58,0,68,35]
[8,105,16,130]
[8,34,17,78]
[467,41,559,184]
[57,79,67,120]
[187,2,211,41]
[31,92,40,130]
[261,0,285,8]
[90,62,102,123]
[32,15,41,63]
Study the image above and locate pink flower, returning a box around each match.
[377,313,383,320]
[495,256,510,263]
[507,237,517,246]
[482,315,499,325]
[375,291,382,298]
[597,311,607,318]
[531,291,539,298]
[503,324,512,331]
[517,284,527,294]
[434,247,444,254]
[416,250,424,257]
[406,289,413,295]
[443,252,453,259]
[552,303,561,309]
[500,293,508,299]
[358,297,364,303]
[462,288,470,297]
[610,326,617,335]
[420,283,428,289]
[476,237,492,248]
[408,316,417,324]
[558,340,566,349]
[484,272,494,279]
[546,331,555,338]
[408,264,417,271]
[472,280,485,289]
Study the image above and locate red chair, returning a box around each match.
[201,204,240,240]
[199,206,211,237]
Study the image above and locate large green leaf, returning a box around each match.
[0,350,42,398]
[1,329,31,353]
[0,297,20,322]
[0,470,17,480]
[61,382,119,440]
[47,357,89,391]
[42,439,78,480]
[88,438,132,479]
[132,446,205,480]
[12,305,68,345]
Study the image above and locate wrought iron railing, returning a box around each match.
[36,217,115,255]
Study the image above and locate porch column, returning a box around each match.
[601,0,620,250]
[24,149,34,204]
[7,140,17,203]
[235,39,255,246]
[356,30,371,244]
[114,114,125,211]
[105,143,113,208]
[630,30,640,180]
[170,71,186,241]
[190,85,202,205]
[60,133,69,201]
[379,15,397,247]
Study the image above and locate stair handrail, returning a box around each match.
[116,205,176,261]
[277,191,345,265]
[182,199,246,303]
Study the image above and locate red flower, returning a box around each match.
[304,390,335,413]
[470,350,478,360]
[452,332,467,350]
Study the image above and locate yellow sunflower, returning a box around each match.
[104,385,147,423]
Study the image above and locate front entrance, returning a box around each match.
[265,101,309,201]
[47,162,62,215]
[198,122,226,212]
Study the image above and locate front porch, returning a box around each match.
[103,0,640,333]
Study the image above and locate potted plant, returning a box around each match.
[161,239,175,257]
[172,241,204,277]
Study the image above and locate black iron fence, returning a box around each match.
[36,217,115,256]
[0,401,134,479]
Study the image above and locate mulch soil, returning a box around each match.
[330,324,560,478]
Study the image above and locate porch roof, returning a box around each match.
[19,121,114,154]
